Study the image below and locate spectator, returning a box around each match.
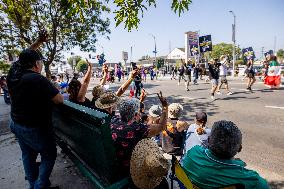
[51,75,60,90]
[161,103,188,156]
[110,92,168,178]
[7,31,63,189]
[184,112,211,153]
[182,120,269,189]
[67,59,93,107]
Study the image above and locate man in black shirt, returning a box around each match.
[134,73,142,98]
[7,31,63,189]
[208,59,221,100]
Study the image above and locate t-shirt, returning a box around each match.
[111,118,149,177]
[208,63,221,79]
[184,124,211,153]
[182,146,269,189]
[8,70,59,128]
[184,65,192,75]
[134,75,142,86]
[178,67,185,76]
[219,61,228,76]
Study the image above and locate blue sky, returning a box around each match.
[70,0,284,62]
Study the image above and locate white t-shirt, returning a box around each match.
[219,60,228,76]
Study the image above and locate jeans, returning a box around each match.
[9,120,57,189]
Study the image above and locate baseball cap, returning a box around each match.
[19,49,44,68]
[196,112,207,122]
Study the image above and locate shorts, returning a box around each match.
[220,76,228,84]
[248,72,255,78]
[211,79,219,86]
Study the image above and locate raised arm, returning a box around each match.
[116,69,139,97]
[147,91,169,137]
[99,64,108,86]
[77,59,92,102]
[29,30,48,50]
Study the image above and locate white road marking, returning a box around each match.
[179,96,195,100]
[265,106,284,110]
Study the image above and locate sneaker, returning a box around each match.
[178,82,180,86]
[186,88,189,91]
[216,91,222,95]
[211,95,215,100]
[227,92,233,95]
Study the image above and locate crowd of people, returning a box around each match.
[3,31,276,189]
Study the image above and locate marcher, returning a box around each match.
[193,63,199,85]
[184,112,211,153]
[7,31,63,189]
[264,55,281,89]
[177,65,185,86]
[245,59,256,91]
[184,60,192,91]
[182,120,269,189]
[134,72,143,98]
[117,67,122,82]
[216,55,233,95]
[208,59,221,100]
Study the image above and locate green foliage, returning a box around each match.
[277,49,284,59]
[114,0,192,31]
[235,59,245,66]
[76,59,87,73]
[210,43,241,60]
[0,0,110,76]
[67,55,82,70]
[157,58,164,69]
[0,61,11,74]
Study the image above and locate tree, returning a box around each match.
[210,43,241,60]
[277,49,284,60]
[114,0,193,31]
[0,61,11,74]
[0,0,110,78]
[67,55,82,71]
[76,59,87,73]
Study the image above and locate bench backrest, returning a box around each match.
[52,101,118,186]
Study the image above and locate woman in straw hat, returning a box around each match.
[110,91,169,178]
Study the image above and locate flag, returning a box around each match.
[199,35,212,53]
[242,47,255,61]
[264,60,281,88]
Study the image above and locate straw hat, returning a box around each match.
[149,105,162,118]
[168,103,183,119]
[130,139,170,189]
[95,91,120,109]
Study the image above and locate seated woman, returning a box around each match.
[67,59,93,107]
[161,103,188,156]
[96,91,168,178]
[184,112,211,153]
[182,120,269,189]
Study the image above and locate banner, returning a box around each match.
[199,35,212,53]
[242,47,255,61]
[264,50,273,58]
[187,32,199,56]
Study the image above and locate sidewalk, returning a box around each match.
[0,96,95,189]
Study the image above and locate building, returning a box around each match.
[167,48,185,60]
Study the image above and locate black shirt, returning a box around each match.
[134,75,142,86]
[208,63,221,80]
[185,64,192,75]
[8,70,59,128]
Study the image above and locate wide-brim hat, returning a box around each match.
[149,105,162,118]
[95,91,120,109]
[130,138,170,189]
[168,103,183,119]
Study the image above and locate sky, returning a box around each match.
[69,0,284,62]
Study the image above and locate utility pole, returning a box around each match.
[229,11,236,76]
[273,36,277,54]
[149,33,157,66]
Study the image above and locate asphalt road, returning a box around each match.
[87,76,284,184]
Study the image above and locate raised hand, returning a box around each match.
[157,91,168,108]
[38,29,49,43]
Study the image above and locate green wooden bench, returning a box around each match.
[52,101,129,189]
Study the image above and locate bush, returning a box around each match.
[0,61,11,74]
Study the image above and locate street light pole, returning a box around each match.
[149,33,157,66]
[229,11,236,76]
